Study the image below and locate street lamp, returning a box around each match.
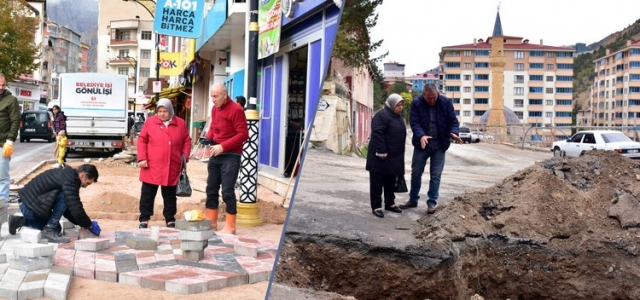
[122,0,160,107]
[121,56,138,116]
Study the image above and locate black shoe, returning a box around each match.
[166,222,175,228]
[427,203,438,214]
[42,226,70,244]
[9,214,24,235]
[399,200,418,209]
[372,209,384,218]
[139,222,148,229]
[385,205,402,213]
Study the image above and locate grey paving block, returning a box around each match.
[13,244,54,258]
[175,219,212,231]
[44,269,72,300]
[17,270,48,300]
[207,236,223,245]
[0,263,9,277]
[178,229,214,241]
[0,269,27,300]
[19,228,41,244]
[248,269,270,284]
[9,257,53,272]
[165,279,208,294]
[115,259,138,273]
[182,250,204,261]
[74,238,109,252]
[227,272,249,287]
[139,276,166,291]
[181,240,207,251]
[234,244,258,258]
[125,236,158,250]
[112,252,136,261]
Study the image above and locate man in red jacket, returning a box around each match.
[202,83,248,234]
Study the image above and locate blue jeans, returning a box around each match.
[206,154,241,214]
[20,192,67,230]
[409,146,446,206]
[0,155,10,202]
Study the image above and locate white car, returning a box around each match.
[551,130,640,158]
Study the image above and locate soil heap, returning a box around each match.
[274,150,640,300]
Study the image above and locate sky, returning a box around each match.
[370,0,640,75]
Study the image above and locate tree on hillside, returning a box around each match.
[0,0,40,81]
[332,0,387,69]
[371,63,386,110]
[388,80,408,95]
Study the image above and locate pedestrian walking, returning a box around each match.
[0,73,20,203]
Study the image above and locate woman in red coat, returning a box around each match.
[136,98,192,228]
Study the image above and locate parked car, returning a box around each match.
[551,130,640,158]
[473,131,495,141]
[459,127,472,143]
[19,110,55,143]
[470,131,481,143]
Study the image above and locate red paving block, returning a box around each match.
[95,258,118,282]
[196,275,228,291]
[118,269,158,287]
[73,262,95,279]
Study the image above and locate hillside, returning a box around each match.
[573,18,640,112]
[47,0,99,71]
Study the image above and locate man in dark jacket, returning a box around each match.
[9,164,102,243]
[0,74,21,203]
[399,84,463,214]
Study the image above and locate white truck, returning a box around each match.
[56,73,129,153]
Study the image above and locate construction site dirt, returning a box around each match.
[270,144,640,300]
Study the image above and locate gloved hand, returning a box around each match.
[200,138,213,146]
[2,140,13,157]
[89,220,101,236]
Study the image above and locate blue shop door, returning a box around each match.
[258,56,284,170]
[306,40,322,129]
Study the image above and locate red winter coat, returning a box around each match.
[137,115,192,186]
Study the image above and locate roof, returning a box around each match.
[442,42,574,51]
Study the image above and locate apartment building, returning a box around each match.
[590,40,640,128]
[45,21,83,74]
[406,67,442,93]
[383,61,405,79]
[440,19,575,127]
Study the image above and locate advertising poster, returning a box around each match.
[159,52,183,76]
[154,0,205,38]
[258,0,282,59]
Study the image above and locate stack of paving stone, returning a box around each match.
[0,228,74,299]
[176,220,214,261]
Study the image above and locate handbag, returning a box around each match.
[395,175,408,193]
[176,154,192,197]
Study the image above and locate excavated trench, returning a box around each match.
[273,152,640,300]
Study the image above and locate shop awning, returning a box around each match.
[146,87,187,105]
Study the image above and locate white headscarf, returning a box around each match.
[385,93,404,109]
[156,98,174,123]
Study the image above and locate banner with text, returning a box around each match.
[154,0,205,38]
[258,0,282,59]
[159,52,183,76]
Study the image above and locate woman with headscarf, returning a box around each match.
[136,98,192,228]
[365,93,407,218]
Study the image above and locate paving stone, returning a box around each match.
[234,243,258,258]
[44,266,73,300]
[178,229,214,241]
[75,238,110,252]
[19,228,42,244]
[60,218,75,229]
[0,269,27,300]
[0,254,5,264]
[0,263,9,276]
[175,220,212,231]
[94,258,117,282]
[165,277,209,294]
[182,250,204,261]
[246,266,271,283]
[17,270,49,300]
[201,275,228,290]
[125,236,158,250]
[9,256,53,272]
[13,244,54,258]
[207,235,224,245]
[181,240,207,251]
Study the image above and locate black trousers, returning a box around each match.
[139,182,177,223]
[369,172,396,210]
[206,154,241,214]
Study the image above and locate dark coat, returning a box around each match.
[366,106,406,176]
[18,166,93,229]
[409,94,459,151]
[0,90,20,146]
[53,111,66,134]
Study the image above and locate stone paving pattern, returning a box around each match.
[0,216,278,299]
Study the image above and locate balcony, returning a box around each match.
[110,20,141,30]
[110,39,138,47]
[109,57,136,65]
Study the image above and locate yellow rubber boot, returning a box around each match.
[217,213,236,235]
[205,208,218,230]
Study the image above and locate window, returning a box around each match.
[474,98,489,104]
[445,74,460,80]
[630,87,640,94]
[475,50,489,56]
[451,98,460,104]
[463,98,471,104]
[529,75,543,81]
[546,64,554,70]
[445,62,460,68]
[474,110,486,116]
[630,74,640,81]
[445,86,460,92]
[514,75,524,83]
[530,51,543,57]
[529,87,543,93]
[546,76,554,82]
[475,74,489,80]
[557,63,573,70]
[464,75,471,80]
[474,86,489,92]
[630,61,640,68]
[514,63,524,71]
[514,99,524,107]
[556,87,573,93]
[463,87,471,93]
[556,112,572,117]
[140,67,150,77]
[141,31,152,40]
[556,75,572,81]
[529,111,543,117]
[545,112,553,118]
[530,63,543,69]
[557,52,573,58]
[514,111,523,118]
[141,50,151,59]
[546,52,554,58]
[464,63,472,69]
[448,51,460,56]
[463,111,471,116]
[117,31,130,40]
[529,99,543,105]
[475,62,489,68]
[556,99,572,106]
[545,88,554,94]
[514,87,524,95]
[514,51,524,59]
[464,50,472,57]
[118,50,130,57]
[118,67,129,75]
